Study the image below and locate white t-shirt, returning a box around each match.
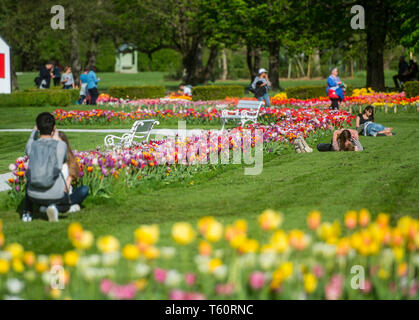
[183,86,192,96]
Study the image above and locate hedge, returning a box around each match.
[107,86,165,99]
[192,85,244,101]
[0,89,80,107]
[404,81,419,98]
[285,85,353,99]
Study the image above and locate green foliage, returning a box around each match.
[404,81,419,98]
[0,89,79,107]
[107,86,166,99]
[285,85,353,99]
[192,85,244,101]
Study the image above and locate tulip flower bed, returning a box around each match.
[94,90,419,114]
[8,108,353,203]
[1,208,419,300]
[53,107,353,126]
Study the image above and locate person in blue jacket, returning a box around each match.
[87,66,100,105]
[326,67,345,110]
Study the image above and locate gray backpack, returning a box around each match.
[27,140,62,189]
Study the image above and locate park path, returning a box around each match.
[0,128,221,192]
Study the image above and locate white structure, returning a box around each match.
[220,100,264,130]
[0,36,11,94]
[115,43,138,74]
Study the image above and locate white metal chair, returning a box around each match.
[220,100,264,130]
[104,119,160,149]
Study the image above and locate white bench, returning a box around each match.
[104,119,159,149]
[220,100,264,129]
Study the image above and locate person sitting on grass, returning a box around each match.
[316,129,363,152]
[356,106,394,136]
[38,131,89,214]
[178,84,192,96]
[22,112,79,222]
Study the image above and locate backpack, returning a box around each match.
[27,141,62,189]
[254,81,267,98]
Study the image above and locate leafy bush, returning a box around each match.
[192,85,244,101]
[404,81,419,98]
[285,85,353,99]
[108,86,166,99]
[0,89,79,107]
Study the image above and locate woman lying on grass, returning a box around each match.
[316,129,363,152]
[356,106,394,136]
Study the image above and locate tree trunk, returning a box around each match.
[147,53,153,71]
[199,46,219,84]
[181,38,203,85]
[295,55,306,78]
[288,58,292,79]
[313,48,321,77]
[268,41,280,90]
[307,54,311,78]
[86,35,99,70]
[365,0,387,89]
[68,7,82,84]
[246,46,261,81]
[221,49,228,80]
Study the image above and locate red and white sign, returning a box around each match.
[0,36,11,94]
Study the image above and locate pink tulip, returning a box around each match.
[169,289,186,300]
[249,271,265,290]
[154,268,167,283]
[100,279,114,295]
[312,264,325,278]
[215,283,235,296]
[185,273,196,287]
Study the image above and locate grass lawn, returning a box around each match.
[0,113,418,256]
[16,70,398,92]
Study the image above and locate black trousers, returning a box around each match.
[330,98,342,110]
[88,88,99,105]
[317,143,334,152]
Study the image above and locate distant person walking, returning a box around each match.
[53,64,61,87]
[393,57,409,89]
[38,61,54,89]
[326,67,345,110]
[77,69,89,104]
[251,68,271,107]
[87,66,100,105]
[61,66,75,89]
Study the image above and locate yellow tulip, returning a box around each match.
[230,234,247,249]
[144,246,160,260]
[97,235,120,253]
[73,230,94,250]
[0,232,4,247]
[270,230,289,253]
[135,279,148,291]
[307,211,321,230]
[172,222,196,245]
[23,251,36,266]
[376,213,390,228]
[198,216,216,235]
[12,259,24,273]
[205,220,223,242]
[359,209,370,227]
[122,244,140,260]
[258,209,283,231]
[208,258,222,273]
[64,251,79,267]
[239,238,259,254]
[0,259,9,274]
[199,241,212,256]
[304,273,317,293]
[5,243,24,259]
[68,222,84,240]
[134,225,159,245]
[344,211,357,229]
